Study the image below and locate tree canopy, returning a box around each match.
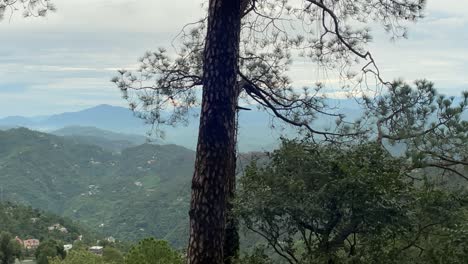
[35,239,66,264]
[124,238,183,264]
[0,232,21,264]
[236,140,467,264]
[49,250,107,264]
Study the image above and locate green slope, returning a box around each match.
[0,128,193,248]
[51,126,151,153]
[0,201,96,243]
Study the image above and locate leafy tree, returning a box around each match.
[235,247,273,264]
[0,232,21,264]
[102,247,124,264]
[35,239,66,264]
[0,0,55,21]
[112,0,430,262]
[236,141,467,263]
[124,238,183,264]
[49,250,107,264]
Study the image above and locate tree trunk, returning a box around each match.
[223,119,240,264]
[187,0,242,263]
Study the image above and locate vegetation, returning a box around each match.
[110,0,451,262]
[0,232,22,264]
[236,141,467,263]
[49,250,107,264]
[0,128,193,247]
[51,126,149,153]
[35,239,66,264]
[0,202,94,244]
[102,247,124,264]
[124,238,184,264]
[0,0,467,264]
[48,238,182,264]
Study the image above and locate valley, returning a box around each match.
[0,127,194,248]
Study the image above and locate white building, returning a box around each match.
[64,244,73,252]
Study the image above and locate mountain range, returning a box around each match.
[0,102,465,249]
[51,126,151,153]
[0,102,363,151]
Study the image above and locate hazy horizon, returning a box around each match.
[0,0,467,117]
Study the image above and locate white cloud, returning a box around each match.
[0,0,204,33]
[426,1,468,15]
[424,16,467,27]
[0,0,467,116]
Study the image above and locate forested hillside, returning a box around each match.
[0,128,194,248]
[51,126,151,153]
[0,201,95,243]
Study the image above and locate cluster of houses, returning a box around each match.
[15,236,75,253]
[11,223,71,251]
[12,221,116,257]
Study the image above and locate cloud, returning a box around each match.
[426,1,468,16]
[425,16,467,27]
[0,0,466,116]
[0,0,204,33]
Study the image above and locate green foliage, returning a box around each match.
[0,201,94,244]
[49,250,107,264]
[102,247,124,264]
[235,247,273,264]
[0,128,194,247]
[35,239,66,264]
[51,239,176,264]
[124,238,183,264]
[0,232,22,264]
[364,80,468,179]
[52,126,149,153]
[236,141,467,264]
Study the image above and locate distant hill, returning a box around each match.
[0,201,96,243]
[0,116,35,127]
[0,101,366,151]
[0,128,193,247]
[51,126,152,153]
[0,105,148,133]
[44,105,147,132]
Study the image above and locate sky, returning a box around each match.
[0,0,467,117]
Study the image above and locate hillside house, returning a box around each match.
[89,246,103,255]
[23,239,40,249]
[64,244,73,252]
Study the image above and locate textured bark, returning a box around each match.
[223,122,240,264]
[187,0,242,263]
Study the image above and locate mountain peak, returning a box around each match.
[91,104,128,110]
